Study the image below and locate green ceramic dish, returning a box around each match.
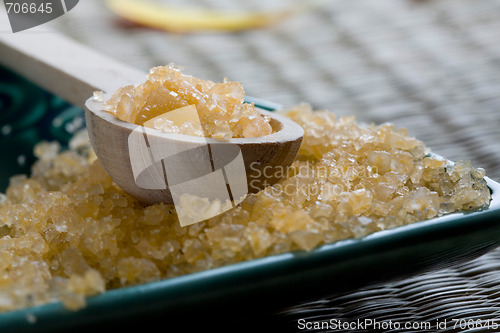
[1,66,500,332]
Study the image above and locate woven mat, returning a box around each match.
[278,250,500,332]
[48,0,500,330]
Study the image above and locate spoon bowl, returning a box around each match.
[85,96,303,205]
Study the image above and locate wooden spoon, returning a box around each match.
[0,30,303,205]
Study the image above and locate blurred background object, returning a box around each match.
[104,0,306,33]
[2,0,500,330]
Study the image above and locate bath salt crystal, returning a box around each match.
[103,64,273,141]
[0,104,491,314]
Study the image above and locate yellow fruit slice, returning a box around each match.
[105,0,292,32]
[143,105,202,131]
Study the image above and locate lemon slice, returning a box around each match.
[105,0,292,32]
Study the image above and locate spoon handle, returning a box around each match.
[0,25,145,109]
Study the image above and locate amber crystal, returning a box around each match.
[103,64,273,140]
[0,104,491,312]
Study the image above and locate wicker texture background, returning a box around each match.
[47,0,500,331]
